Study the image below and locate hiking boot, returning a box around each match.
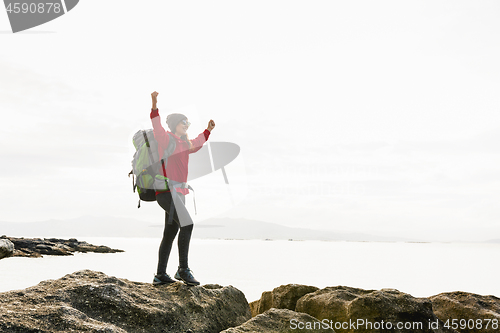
[174,267,200,286]
[153,273,176,285]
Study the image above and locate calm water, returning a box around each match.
[1,238,499,303]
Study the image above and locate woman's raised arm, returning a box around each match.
[150,91,169,148]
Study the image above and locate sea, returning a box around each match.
[1,238,499,303]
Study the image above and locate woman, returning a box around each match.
[150,91,215,286]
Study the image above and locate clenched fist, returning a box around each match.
[207,119,215,132]
[151,91,159,102]
[151,91,159,110]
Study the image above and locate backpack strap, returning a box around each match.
[128,169,136,193]
[129,171,140,208]
[187,184,196,215]
[166,132,176,155]
[142,130,155,167]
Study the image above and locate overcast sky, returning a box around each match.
[1,0,499,242]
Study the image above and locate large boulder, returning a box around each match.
[257,290,274,315]
[296,286,458,333]
[249,299,260,317]
[430,291,500,333]
[250,284,319,316]
[0,238,14,259]
[220,308,336,333]
[273,284,320,310]
[0,269,251,333]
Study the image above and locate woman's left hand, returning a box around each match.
[207,119,215,132]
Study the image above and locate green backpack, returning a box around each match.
[128,129,176,208]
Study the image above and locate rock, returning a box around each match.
[0,238,14,259]
[430,291,500,333]
[272,284,320,310]
[249,299,260,317]
[0,236,124,259]
[220,308,335,333]
[250,284,319,316]
[296,286,458,333]
[257,290,274,315]
[0,269,251,333]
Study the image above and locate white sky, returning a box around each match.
[1,0,500,241]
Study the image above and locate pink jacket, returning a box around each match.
[150,108,210,195]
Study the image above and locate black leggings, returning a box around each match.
[156,191,193,274]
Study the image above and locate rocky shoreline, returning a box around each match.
[0,235,124,259]
[0,270,498,333]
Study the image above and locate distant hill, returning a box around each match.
[485,239,500,243]
[0,215,420,242]
[191,217,419,242]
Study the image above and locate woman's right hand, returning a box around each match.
[151,91,159,110]
[151,91,159,103]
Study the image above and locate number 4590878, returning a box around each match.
[6,2,62,14]
[444,318,498,330]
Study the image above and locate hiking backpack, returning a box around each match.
[128,129,197,220]
[128,129,176,208]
